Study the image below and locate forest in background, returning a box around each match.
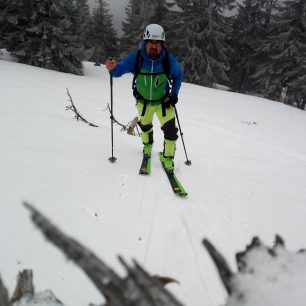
[0,0,305,108]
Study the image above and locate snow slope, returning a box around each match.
[1,58,306,306]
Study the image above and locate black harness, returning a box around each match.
[132,48,173,116]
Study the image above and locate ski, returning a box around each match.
[139,153,151,175]
[158,152,188,197]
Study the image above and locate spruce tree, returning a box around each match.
[142,0,168,25]
[19,0,86,74]
[0,0,7,48]
[0,0,34,52]
[168,0,232,87]
[90,0,118,65]
[228,0,276,93]
[120,0,144,55]
[252,0,306,100]
[75,0,92,50]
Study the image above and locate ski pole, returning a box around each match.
[108,70,117,163]
[174,106,191,166]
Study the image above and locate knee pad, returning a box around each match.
[138,121,153,132]
[161,118,178,141]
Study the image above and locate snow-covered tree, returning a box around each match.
[0,0,34,51]
[228,0,276,93]
[89,0,118,65]
[0,0,7,48]
[20,0,86,74]
[252,0,306,100]
[120,0,144,55]
[168,0,232,87]
[74,0,92,49]
[1,0,87,74]
[142,0,169,25]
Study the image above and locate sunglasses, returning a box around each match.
[147,40,162,46]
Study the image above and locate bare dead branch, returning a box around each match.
[10,269,34,304]
[118,257,184,306]
[66,88,99,127]
[0,276,10,306]
[23,202,184,306]
[127,117,140,136]
[202,239,233,294]
[152,275,180,287]
[104,104,140,136]
[23,202,125,305]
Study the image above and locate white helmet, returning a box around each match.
[143,24,165,42]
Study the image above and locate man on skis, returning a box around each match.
[105,24,183,173]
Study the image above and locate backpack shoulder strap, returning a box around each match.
[162,48,172,85]
[132,49,142,89]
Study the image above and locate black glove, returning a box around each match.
[163,93,178,108]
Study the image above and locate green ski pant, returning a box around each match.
[136,102,178,158]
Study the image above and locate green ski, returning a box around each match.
[158,152,188,197]
[139,153,151,175]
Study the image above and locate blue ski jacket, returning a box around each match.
[111,42,183,97]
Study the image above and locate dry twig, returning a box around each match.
[104,104,140,136]
[66,88,99,127]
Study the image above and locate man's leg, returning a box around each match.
[156,105,178,170]
[136,102,155,154]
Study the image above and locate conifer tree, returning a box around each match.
[168,0,232,87]
[75,0,92,49]
[0,0,7,48]
[21,0,86,74]
[120,0,144,55]
[90,0,118,65]
[142,0,168,25]
[228,0,276,93]
[0,0,34,52]
[252,0,306,100]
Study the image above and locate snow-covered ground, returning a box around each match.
[1,57,306,306]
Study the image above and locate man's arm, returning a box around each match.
[105,51,137,77]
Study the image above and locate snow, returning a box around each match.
[227,245,306,306]
[1,57,306,306]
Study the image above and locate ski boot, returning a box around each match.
[143,144,153,157]
[163,156,174,173]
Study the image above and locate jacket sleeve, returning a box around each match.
[169,54,183,95]
[111,51,137,77]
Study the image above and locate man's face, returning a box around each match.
[146,40,162,59]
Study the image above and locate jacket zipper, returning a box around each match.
[150,60,154,100]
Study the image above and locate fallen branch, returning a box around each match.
[104,104,140,136]
[24,202,183,306]
[0,276,9,306]
[202,239,233,294]
[66,88,99,127]
[10,270,34,304]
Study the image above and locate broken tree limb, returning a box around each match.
[23,202,125,305]
[118,257,184,306]
[104,104,140,136]
[0,275,10,306]
[23,202,184,306]
[10,269,34,304]
[202,239,233,294]
[66,88,99,127]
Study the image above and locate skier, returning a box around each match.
[105,24,183,172]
